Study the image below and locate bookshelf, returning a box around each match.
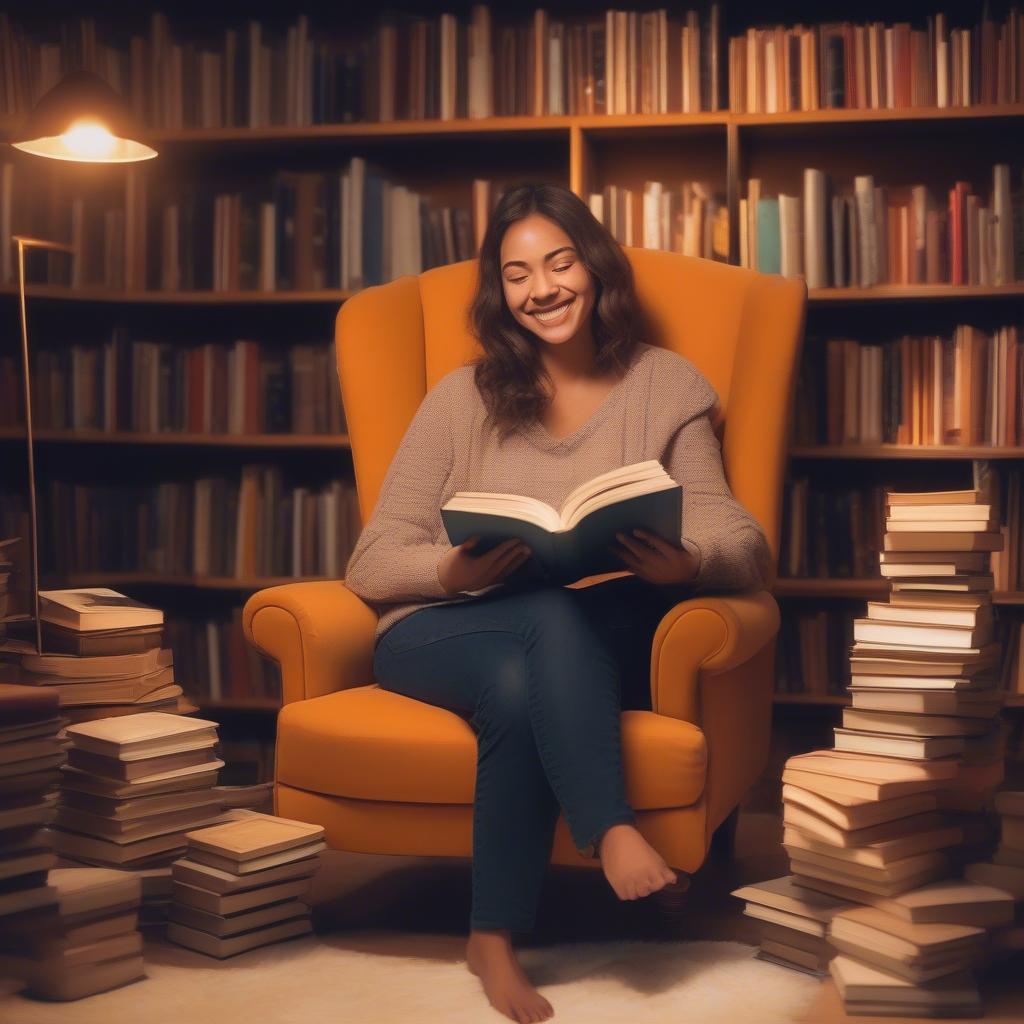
[1,2,1023,724]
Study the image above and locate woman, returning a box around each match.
[343,182,772,1024]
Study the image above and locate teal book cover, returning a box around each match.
[756,197,781,274]
[441,481,682,586]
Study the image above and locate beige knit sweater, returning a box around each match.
[344,342,773,646]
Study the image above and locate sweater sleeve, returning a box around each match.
[342,373,456,604]
[661,362,773,594]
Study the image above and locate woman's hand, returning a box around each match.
[608,527,700,586]
[437,536,531,596]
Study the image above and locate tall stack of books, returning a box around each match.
[11,588,186,725]
[0,684,67,927]
[730,873,854,974]
[745,486,1013,1016]
[167,812,325,958]
[52,712,227,888]
[0,867,144,1000]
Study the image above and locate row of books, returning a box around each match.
[0,157,476,292]
[165,609,280,704]
[5,6,1019,129]
[739,485,1020,1013]
[795,326,1024,448]
[742,165,1024,287]
[31,471,360,580]
[0,6,727,127]
[0,337,346,437]
[728,10,1024,114]
[586,181,728,260]
[781,467,1024,590]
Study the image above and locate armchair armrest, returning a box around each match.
[242,581,378,705]
[649,589,780,724]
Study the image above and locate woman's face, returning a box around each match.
[500,213,595,347]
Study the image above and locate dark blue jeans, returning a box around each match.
[371,574,682,934]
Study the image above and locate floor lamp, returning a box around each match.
[9,70,157,654]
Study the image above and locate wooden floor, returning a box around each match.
[303,806,1023,1023]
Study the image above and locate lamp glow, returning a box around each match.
[10,70,157,163]
[63,120,117,158]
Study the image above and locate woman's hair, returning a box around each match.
[467,182,650,443]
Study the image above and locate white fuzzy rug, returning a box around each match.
[0,932,821,1024]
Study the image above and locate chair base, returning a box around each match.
[275,781,713,873]
[709,806,740,862]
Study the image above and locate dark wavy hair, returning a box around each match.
[467,182,651,443]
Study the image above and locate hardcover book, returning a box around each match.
[440,460,682,584]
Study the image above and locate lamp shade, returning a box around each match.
[11,70,157,163]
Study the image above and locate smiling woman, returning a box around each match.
[342,182,772,1024]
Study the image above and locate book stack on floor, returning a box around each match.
[0,684,68,930]
[52,711,228,925]
[12,588,190,725]
[0,867,144,1000]
[757,486,1012,1016]
[167,812,326,958]
[826,876,1016,1017]
[964,790,1024,958]
[730,874,855,975]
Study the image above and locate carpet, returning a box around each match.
[0,931,822,1024]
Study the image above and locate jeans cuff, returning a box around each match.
[581,813,637,859]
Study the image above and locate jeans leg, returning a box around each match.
[371,578,677,930]
[374,618,560,934]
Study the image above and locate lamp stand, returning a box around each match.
[14,234,73,655]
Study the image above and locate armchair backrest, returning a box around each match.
[336,249,807,578]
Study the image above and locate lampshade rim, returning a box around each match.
[11,138,159,163]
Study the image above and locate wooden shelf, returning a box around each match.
[773,578,890,599]
[3,281,1022,307]
[805,283,1024,303]
[1,103,1019,148]
[0,429,350,449]
[196,697,280,712]
[0,285,355,304]
[773,693,849,705]
[790,445,1024,459]
[774,692,1024,708]
[49,573,333,590]
[773,579,1024,605]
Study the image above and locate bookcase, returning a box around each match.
[1,1,1023,784]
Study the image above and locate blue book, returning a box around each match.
[756,197,781,274]
[440,460,683,585]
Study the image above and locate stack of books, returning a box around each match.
[18,588,187,724]
[740,486,1013,1014]
[167,811,325,958]
[0,684,68,923]
[0,867,144,1001]
[730,874,854,974]
[781,749,962,901]
[52,712,227,875]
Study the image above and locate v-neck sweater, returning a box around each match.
[343,342,773,646]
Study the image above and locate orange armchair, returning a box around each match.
[242,248,806,875]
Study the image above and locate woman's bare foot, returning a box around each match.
[465,928,554,1023]
[597,823,678,900]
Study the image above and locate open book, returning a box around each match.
[440,460,682,585]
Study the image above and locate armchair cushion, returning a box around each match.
[277,686,707,810]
